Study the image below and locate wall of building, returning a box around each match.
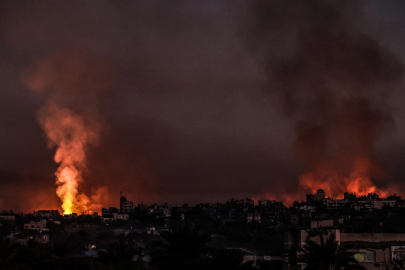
[310,219,334,228]
[341,233,405,242]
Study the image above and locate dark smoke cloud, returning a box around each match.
[0,1,405,210]
[246,1,404,197]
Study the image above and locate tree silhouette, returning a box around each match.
[98,235,146,270]
[209,248,256,270]
[298,233,366,270]
[0,238,19,269]
[151,222,211,270]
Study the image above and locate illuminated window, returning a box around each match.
[354,249,376,262]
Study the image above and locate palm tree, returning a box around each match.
[151,222,211,270]
[298,233,366,270]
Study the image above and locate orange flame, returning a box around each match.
[39,104,101,214]
[22,50,112,214]
[300,154,387,198]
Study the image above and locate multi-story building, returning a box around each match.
[325,198,348,210]
[33,210,60,218]
[306,189,326,203]
[102,207,119,217]
[372,200,396,209]
[24,220,47,231]
[0,215,16,223]
[112,213,129,221]
[120,193,135,214]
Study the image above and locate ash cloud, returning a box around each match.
[246,1,404,198]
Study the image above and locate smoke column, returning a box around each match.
[22,49,112,214]
[248,1,404,198]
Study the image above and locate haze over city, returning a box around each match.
[1,1,405,214]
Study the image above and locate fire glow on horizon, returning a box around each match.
[299,154,388,199]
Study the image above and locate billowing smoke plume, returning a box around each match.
[248,1,403,198]
[22,49,112,214]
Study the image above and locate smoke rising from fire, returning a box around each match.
[248,1,404,198]
[22,49,112,214]
[1,1,405,210]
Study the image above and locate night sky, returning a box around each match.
[1,1,405,212]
